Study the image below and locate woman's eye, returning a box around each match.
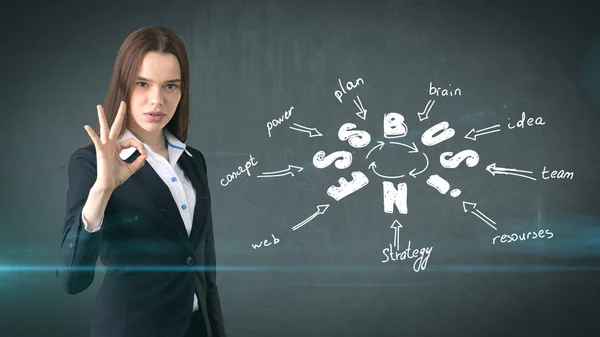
[136,82,178,90]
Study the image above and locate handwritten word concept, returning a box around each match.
[220,154,259,187]
[507,111,545,129]
[493,229,554,244]
[334,77,364,103]
[381,240,433,272]
[267,106,294,137]
[429,81,462,97]
[542,166,574,180]
[252,234,280,249]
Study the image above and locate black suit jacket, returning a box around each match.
[57,144,227,337]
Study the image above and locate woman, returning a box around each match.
[57,26,227,337]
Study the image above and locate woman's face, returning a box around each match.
[127,51,182,136]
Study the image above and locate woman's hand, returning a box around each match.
[84,101,147,192]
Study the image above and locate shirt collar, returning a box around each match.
[118,128,193,161]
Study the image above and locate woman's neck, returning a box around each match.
[129,126,167,153]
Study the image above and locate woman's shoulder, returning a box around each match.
[184,145,208,169]
[184,145,205,160]
[68,144,97,163]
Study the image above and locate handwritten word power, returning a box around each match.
[220,154,259,187]
[267,106,294,137]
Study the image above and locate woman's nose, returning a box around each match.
[149,87,164,106]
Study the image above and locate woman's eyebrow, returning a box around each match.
[137,76,182,83]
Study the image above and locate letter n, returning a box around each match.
[383,181,407,214]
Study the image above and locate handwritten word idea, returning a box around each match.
[220,154,259,187]
[429,81,462,97]
[267,106,294,137]
[507,111,545,129]
[252,234,280,249]
[334,77,364,103]
[381,240,433,272]
[542,166,574,180]
[493,229,554,244]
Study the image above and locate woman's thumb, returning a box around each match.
[130,154,147,173]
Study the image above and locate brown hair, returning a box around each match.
[85,26,191,147]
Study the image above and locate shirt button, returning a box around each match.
[171,177,177,182]
[181,204,187,210]
[186,256,195,265]
[68,242,74,249]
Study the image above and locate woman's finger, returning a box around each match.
[120,138,147,174]
[97,105,110,143]
[110,101,126,140]
[119,138,147,156]
[84,125,101,148]
[129,153,147,173]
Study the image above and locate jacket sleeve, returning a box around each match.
[205,217,227,337]
[56,147,105,294]
[82,213,103,232]
[199,151,227,337]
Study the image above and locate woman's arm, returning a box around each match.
[56,147,110,294]
[198,150,228,337]
[205,213,227,337]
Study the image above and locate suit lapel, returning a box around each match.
[125,150,209,253]
[125,151,194,252]
[178,152,209,250]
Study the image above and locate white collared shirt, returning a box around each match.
[81,128,199,312]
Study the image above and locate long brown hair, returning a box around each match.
[85,26,191,148]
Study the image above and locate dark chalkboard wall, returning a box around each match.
[2,0,600,336]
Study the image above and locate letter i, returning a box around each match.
[426,174,461,198]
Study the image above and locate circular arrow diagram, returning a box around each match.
[365,141,429,179]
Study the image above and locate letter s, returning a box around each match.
[313,150,352,169]
[440,150,480,168]
[381,248,390,263]
[545,229,554,239]
[338,123,371,148]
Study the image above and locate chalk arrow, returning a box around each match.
[256,165,304,178]
[390,220,402,248]
[486,163,536,181]
[368,161,405,179]
[408,153,429,178]
[464,124,501,141]
[292,204,330,231]
[353,95,367,120]
[417,99,435,121]
[462,201,497,230]
[289,123,322,137]
[366,141,385,159]
[389,141,419,153]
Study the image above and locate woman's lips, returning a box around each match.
[144,113,164,123]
